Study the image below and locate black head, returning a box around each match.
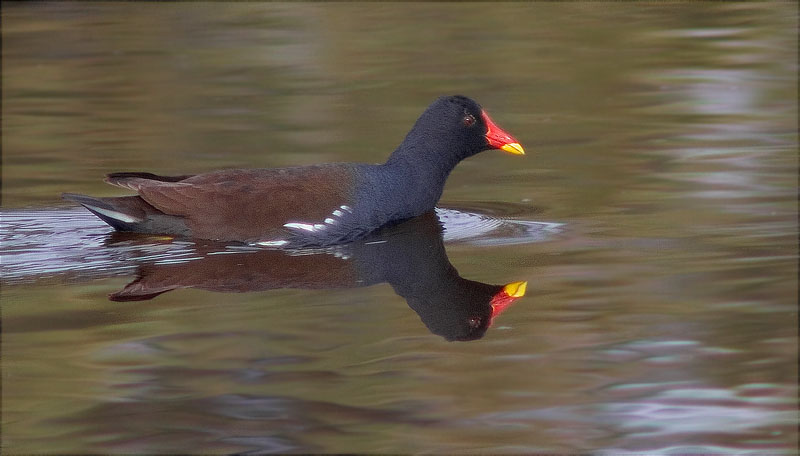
[389,95,525,166]
[433,95,491,159]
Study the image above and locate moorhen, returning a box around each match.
[63,95,524,247]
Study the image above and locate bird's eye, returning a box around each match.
[467,316,482,328]
[462,114,476,127]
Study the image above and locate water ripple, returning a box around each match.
[1,206,562,284]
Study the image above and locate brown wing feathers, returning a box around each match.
[99,167,356,243]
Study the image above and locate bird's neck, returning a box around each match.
[384,130,465,176]
[378,143,461,217]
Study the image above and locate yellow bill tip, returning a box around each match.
[503,281,527,298]
[500,142,525,155]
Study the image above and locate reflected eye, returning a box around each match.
[467,316,482,328]
[462,114,476,127]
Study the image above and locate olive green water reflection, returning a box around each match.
[2,2,798,454]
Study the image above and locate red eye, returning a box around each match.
[462,114,476,127]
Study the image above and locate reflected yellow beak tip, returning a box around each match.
[500,143,525,155]
[503,281,527,298]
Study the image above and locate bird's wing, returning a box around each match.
[107,167,358,243]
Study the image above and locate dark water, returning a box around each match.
[2,3,798,454]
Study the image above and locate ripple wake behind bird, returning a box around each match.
[1,206,562,284]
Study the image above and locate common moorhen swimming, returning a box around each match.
[63,95,524,247]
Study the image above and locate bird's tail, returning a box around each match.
[62,193,146,230]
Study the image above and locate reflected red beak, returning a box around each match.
[482,110,525,155]
[489,281,527,325]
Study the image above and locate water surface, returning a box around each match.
[2,3,798,454]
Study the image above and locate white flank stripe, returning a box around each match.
[255,240,289,247]
[283,222,316,232]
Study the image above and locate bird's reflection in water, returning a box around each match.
[108,211,526,341]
